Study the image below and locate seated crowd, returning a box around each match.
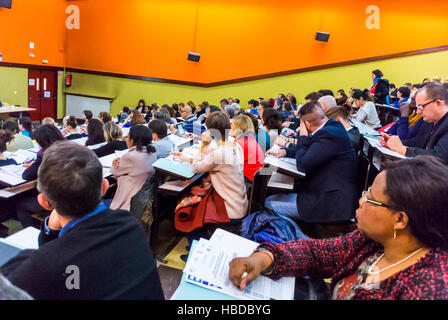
[0,69,447,300]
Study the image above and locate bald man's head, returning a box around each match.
[180,105,192,120]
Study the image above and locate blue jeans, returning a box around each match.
[265,193,300,219]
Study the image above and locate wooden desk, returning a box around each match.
[0,106,36,119]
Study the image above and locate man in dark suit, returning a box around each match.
[1,141,164,300]
[380,82,448,164]
[266,102,358,224]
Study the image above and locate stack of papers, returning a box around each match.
[3,149,36,164]
[99,149,129,168]
[0,164,27,186]
[183,229,295,300]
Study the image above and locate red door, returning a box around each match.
[28,69,57,121]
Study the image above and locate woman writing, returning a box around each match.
[229,156,448,299]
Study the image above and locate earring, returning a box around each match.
[393,227,397,240]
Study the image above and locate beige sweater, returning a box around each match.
[110,147,156,211]
[193,142,248,219]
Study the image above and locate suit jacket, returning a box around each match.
[403,112,448,163]
[1,208,164,300]
[285,119,358,223]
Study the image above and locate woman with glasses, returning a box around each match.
[229,155,448,299]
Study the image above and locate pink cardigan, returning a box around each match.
[192,143,248,219]
[110,147,157,211]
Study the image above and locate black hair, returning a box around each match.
[85,118,105,146]
[351,89,370,100]
[148,119,168,139]
[208,105,221,114]
[318,89,334,97]
[220,99,229,105]
[123,106,130,114]
[2,120,19,134]
[128,125,156,154]
[83,110,93,120]
[389,83,396,89]
[34,124,65,151]
[305,92,322,102]
[37,141,103,218]
[19,117,32,133]
[372,69,383,78]
[384,155,448,250]
[248,99,259,108]
[398,86,411,99]
[262,108,282,133]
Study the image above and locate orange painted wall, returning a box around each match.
[65,0,448,83]
[1,0,448,83]
[0,0,67,67]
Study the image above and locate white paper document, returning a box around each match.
[99,149,129,168]
[365,136,407,159]
[183,229,295,300]
[4,149,36,164]
[0,165,27,186]
[264,155,305,178]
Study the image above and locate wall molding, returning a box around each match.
[1,45,448,87]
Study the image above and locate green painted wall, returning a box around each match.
[0,66,28,107]
[64,50,448,117]
[2,49,448,119]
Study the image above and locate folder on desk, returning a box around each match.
[153,157,195,180]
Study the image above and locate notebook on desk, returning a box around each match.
[0,239,23,268]
[153,157,195,180]
[0,165,27,186]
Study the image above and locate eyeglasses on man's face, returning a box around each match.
[360,187,392,209]
[416,98,441,111]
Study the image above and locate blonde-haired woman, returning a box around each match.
[231,114,264,182]
[94,121,128,158]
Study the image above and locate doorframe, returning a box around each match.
[28,66,60,121]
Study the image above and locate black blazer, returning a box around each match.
[373,78,390,105]
[403,112,448,163]
[285,119,358,223]
[22,154,43,181]
[1,209,164,300]
[347,126,362,154]
[94,140,128,158]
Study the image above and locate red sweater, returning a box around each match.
[259,230,448,300]
[236,134,264,181]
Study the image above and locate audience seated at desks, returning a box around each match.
[385,96,424,140]
[174,105,204,136]
[85,118,105,147]
[265,102,358,224]
[171,112,248,232]
[63,116,83,141]
[122,109,147,128]
[107,125,157,211]
[2,120,34,152]
[98,111,112,124]
[117,106,130,123]
[245,112,271,153]
[261,108,282,146]
[351,89,382,130]
[93,121,128,158]
[1,142,164,300]
[17,125,65,228]
[380,82,448,163]
[326,104,362,154]
[230,114,264,183]
[0,130,17,167]
[389,86,410,108]
[229,156,448,300]
[149,119,175,159]
[18,117,32,138]
[82,109,93,126]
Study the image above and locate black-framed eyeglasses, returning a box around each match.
[416,98,441,110]
[361,187,392,209]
